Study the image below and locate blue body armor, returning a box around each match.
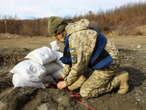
[60,28,113,70]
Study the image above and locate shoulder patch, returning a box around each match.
[69,48,77,64]
[69,48,76,54]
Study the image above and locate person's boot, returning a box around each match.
[116,71,129,94]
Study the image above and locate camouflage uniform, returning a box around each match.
[62,19,120,98]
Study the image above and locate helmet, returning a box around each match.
[48,16,67,37]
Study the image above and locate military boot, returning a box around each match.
[116,71,129,94]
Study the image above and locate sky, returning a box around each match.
[0,0,146,19]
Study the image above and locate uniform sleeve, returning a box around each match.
[62,64,71,77]
[64,46,85,86]
[105,39,120,66]
[105,40,119,60]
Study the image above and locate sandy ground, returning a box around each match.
[0,32,146,110]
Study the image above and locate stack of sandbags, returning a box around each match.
[10,41,64,88]
[25,47,57,65]
[10,60,47,88]
[50,41,64,67]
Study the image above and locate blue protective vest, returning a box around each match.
[60,28,113,70]
[60,35,72,64]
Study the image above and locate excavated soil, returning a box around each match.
[0,33,146,110]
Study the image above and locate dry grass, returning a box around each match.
[0,3,146,36]
[0,19,48,36]
[72,3,146,33]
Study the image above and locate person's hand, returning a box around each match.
[57,81,67,89]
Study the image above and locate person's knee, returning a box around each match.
[80,88,89,97]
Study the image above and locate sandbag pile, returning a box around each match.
[10,41,64,88]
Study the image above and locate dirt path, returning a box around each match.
[0,33,146,110]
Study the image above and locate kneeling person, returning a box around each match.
[48,16,129,98]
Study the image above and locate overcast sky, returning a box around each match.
[0,0,146,19]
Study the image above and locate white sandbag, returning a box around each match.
[50,41,60,51]
[52,69,63,79]
[54,51,63,59]
[10,60,47,82]
[54,51,65,67]
[39,74,55,83]
[40,62,63,81]
[50,41,64,67]
[25,47,57,65]
[12,73,45,88]
[44,62,62,73]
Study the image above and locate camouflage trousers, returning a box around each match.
[79,64,121,98]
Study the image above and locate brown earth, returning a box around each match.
[0,27,146,110]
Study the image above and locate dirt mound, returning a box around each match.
[0,48,31,67]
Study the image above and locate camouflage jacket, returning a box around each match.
[62,19,119,86]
